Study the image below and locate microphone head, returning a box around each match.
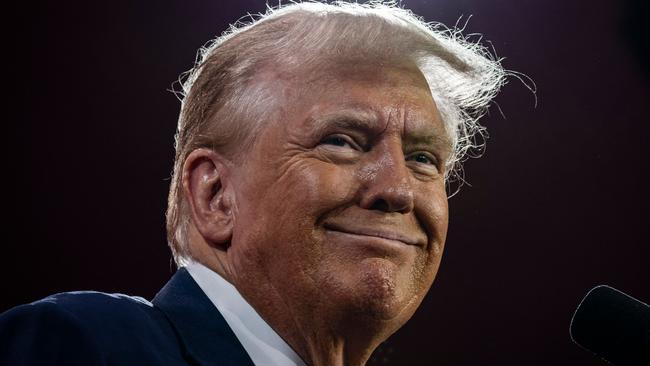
[570,285,650,366]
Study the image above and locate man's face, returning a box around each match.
[227,63,450,330]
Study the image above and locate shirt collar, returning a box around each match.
[185,261,307,366]
[152,267,254,366]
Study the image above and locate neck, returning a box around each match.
[190,240,397,366]
[297,327,381,366]
[234,279,392,366]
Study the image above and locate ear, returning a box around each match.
[182,148,234,250]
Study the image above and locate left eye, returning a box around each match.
[407,153,437,166]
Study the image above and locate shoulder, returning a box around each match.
[23,290,157,324]
[1,291,185,365]
[1,291,161,338]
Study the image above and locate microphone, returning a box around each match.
[570,285,650,365]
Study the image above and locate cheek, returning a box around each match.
[426,182,449,238]
[274,160,358,217]
[231,160,357,270]
[404,189,448,308]
[412,183,449,279]
[431,194,449,253]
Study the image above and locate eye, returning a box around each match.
[406,152,438,167]
[320,134,359,150]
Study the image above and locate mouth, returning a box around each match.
[323,222,424,247]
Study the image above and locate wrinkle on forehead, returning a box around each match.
[256,61,453,158]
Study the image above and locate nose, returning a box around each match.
[358,143,415,214]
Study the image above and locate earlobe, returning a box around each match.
[182,148,234,250]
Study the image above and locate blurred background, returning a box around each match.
[9,0,649,365]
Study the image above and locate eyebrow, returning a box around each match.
[307,109,383,138]
[307,108,453,157]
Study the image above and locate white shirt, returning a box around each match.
[185,261,307,366]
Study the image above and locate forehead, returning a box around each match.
[287,63,451,149]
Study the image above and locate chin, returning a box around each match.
[348,257,420,322]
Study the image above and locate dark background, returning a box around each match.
[7,0,649,365]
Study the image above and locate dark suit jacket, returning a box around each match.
[0,268,255,365]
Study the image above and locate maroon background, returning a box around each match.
[8,0,649,365]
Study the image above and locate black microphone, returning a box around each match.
[570,285,650,365]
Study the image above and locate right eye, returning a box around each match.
[320,134,358,149]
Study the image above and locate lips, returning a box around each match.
[323,222,425,247]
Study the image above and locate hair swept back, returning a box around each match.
[166,0,509,266]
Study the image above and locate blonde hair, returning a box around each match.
[167,1,508,266]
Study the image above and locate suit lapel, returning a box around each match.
[152,267,255,366]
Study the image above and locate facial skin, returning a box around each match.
[183,62,451,366]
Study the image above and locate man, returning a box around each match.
[1,1,505,365]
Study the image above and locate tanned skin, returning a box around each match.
[182,63,451,366]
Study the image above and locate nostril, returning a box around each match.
[369,199,390,212]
